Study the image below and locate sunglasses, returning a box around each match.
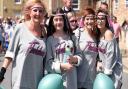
[70,20,77,23]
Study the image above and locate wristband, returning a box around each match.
[1,67,6,74]
[0,67,6,82]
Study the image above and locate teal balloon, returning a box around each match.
[93,73,115,89]
[0,86,5,89]
[38,74,64,89]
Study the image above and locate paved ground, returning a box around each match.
[119,39,128,74]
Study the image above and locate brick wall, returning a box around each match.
[113,0,128,24]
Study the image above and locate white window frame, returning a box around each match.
[72,0,80,11]
[14,0,22,4]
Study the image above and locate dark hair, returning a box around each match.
[96,9,111,43]
[101,2,108,8]
[47,7,73,37]
[122,20,128,27]
[6,17,13,26]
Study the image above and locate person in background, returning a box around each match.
[67,11,78,31]
[3,17,14,50]
[62,0,74,14]
[74,7,98,89]
[0,16,5,53]
[0,0,47,89]
[122,18,128,54]
[46,7,82,89]
[96,9,123,89]
[112,16,122,44]
[99,2,109,12]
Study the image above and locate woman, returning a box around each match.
[96,9,123,89]
[74,7,98,89]
[122,18,128,54]
[0,0,47,89]
[46,8,82,89]
[67,11,78,31]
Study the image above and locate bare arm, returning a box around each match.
[2,57,12,69]
[0,57,12,83]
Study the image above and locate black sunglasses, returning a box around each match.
[70,20,77,23]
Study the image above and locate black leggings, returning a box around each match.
[78,88,86,89]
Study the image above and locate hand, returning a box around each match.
[96,61,103,72]
[60,63,74,72]
[68,55,78,64]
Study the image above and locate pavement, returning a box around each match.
[119,40,128,74]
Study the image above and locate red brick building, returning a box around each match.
[112,0,128,24]
[45,0,97,16]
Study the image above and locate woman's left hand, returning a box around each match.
[68,55,78,64]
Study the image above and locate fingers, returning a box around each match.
[68,55,77,64]
[61,63,74,72]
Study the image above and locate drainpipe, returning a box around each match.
[109,0,113,17]
[1,0,4,17]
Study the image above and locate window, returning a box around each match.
[101,0,107,2]
[14,0,21,4]
[72,0,80,10]
[126,0,128,7]
[114,0,119,9]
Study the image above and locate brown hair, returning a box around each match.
[67,11,76,19]
[83,7,95,17]
[22,0,46,20]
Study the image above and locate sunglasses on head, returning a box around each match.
[70,20,77,23]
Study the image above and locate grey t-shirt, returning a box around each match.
[98,38,123,89]
[74,28,98,89]
[5,23,46,89]
[46,35,82,89]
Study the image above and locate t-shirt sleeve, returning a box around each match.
[4,24,21,60]
[104,39,119,75]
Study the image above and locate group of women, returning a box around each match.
[0,0,122,89]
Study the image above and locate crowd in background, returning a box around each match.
[0,16,25,53]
